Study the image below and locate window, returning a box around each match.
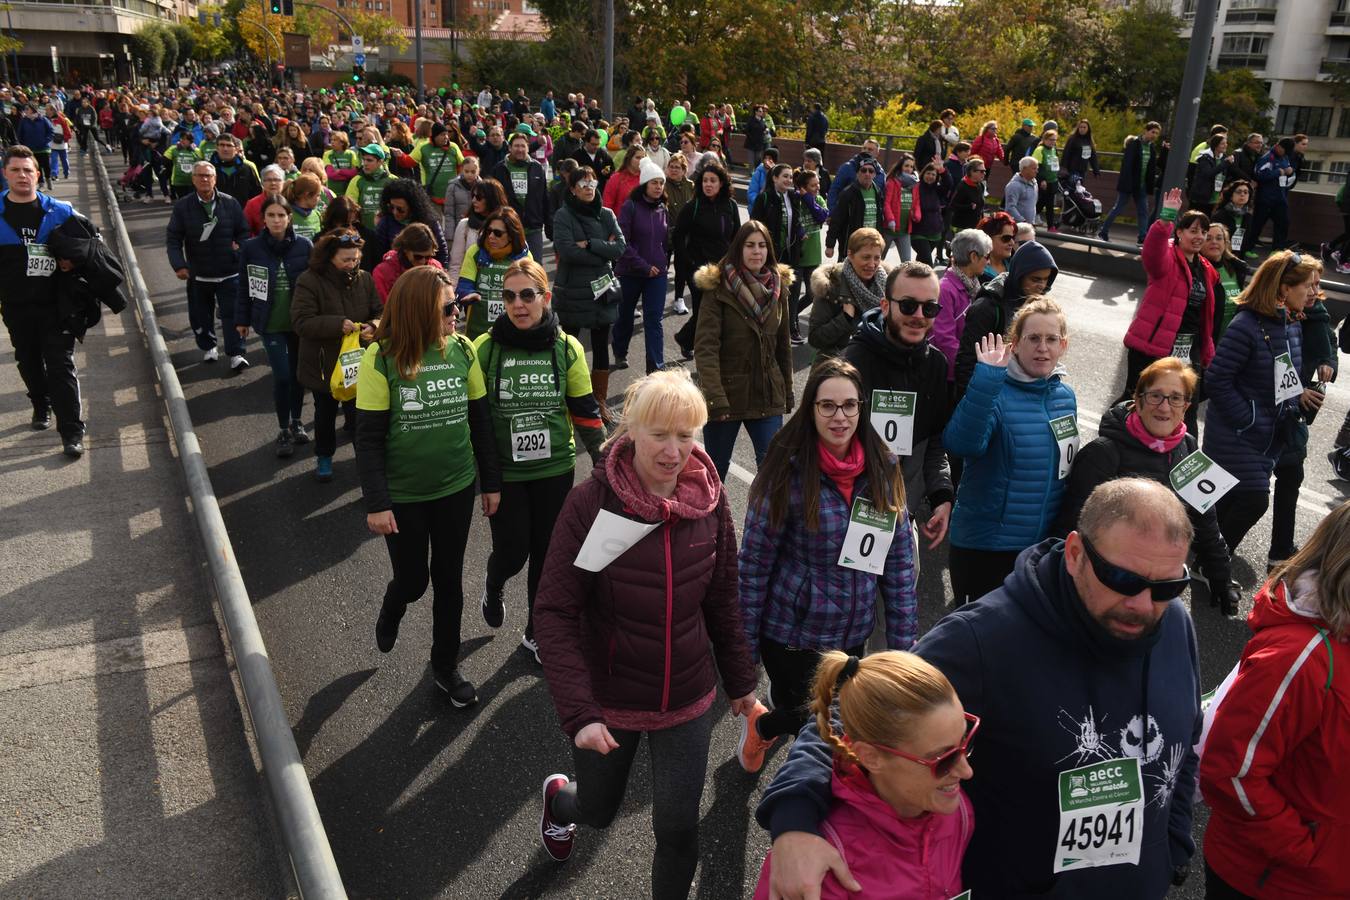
[1226,0,1278,24]
[1339,110,1350,138]
[1217,32,1270,68]
[1328,161,1349,185]
[1275,106,1333,137]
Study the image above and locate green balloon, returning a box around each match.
[438,87,446,95]
[452,83,459,90]
[597,128,608,146]
[669,105,687,126]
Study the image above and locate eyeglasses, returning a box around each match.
[892,298,942,318]
[869,713,980,778]
[442,300,460,317]
[1079,533,1190,602]
[1140,390,1189,409]
[337,232,363,244]
[814,399,863,418]
[502,287,541,303]
[485,226,508,239]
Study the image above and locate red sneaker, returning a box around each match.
[737,700,777,773]
[540,773,576,861]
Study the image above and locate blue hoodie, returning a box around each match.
[756,539,1202,900]
[828,151,887,209]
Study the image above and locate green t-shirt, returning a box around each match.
[292,206,323,240]
[898,185,913,232]
[345,169,390,229]
[800,202,824,268]
[1217,267,1240,337]
[264,264,293,333]
[860,185,878,229]
[472,331,592,481]
[460,249,533,339]
[413,142,464,199]
[355,336,487,503]
[166,145,203,187]
[1139,142,1153,191]
[324,149,358,191]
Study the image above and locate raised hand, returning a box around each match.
[1162,187,1184,212]
[975,333,1011,368]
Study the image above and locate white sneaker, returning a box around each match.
[673,298,689,315]
[228,354,249,372]
[202,347,220,363]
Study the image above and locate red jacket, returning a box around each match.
[970,131,1006,170]
[372,250,443,303]
[1123,218,1219,366]
[883,177,921,234]
[699,116,717,151]
[601,166,640,214]
[1200,575,1349,898]
[533,437,758,738]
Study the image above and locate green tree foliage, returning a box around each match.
[157,25,180,73]
[129,26,164,77]
[1079,0,1187,121]
[170,23,195,66]
[1198,68,1274,140]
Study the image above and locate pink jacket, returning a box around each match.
[1123,218,1219,365]
[753,764,973,900]
[372,250,443,303]
[970,131,1005,169]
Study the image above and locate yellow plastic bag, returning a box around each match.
[330,327,364,402]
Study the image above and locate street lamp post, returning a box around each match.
[1162,0,1221,194]
[413,0,424,100]
[603,0,613,120]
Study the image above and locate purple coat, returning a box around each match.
[616,193,671,277]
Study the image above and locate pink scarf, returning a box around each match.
[817,437,866,504]
[1125,410,1187,454]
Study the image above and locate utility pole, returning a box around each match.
[262,0,272,76]
[412,0,424,100]
[603,0,613,120]
[1161,0,1220,194]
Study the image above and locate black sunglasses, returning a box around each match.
[485,226,508,238]
[1080,534,1190,602]
[442,300,460,317]
[502,287,541,303]
[892,298,942,318]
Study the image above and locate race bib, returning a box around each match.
[1169,449,1238,514]
[1045,157,1059,174]
[1081,145,1092,160]
[1050,415,1080,480]
[510,411,551,462]
[1054,757,1144,873]
[1170,332,1194,363]
[870,389,916,457]
[1213,174,1224,193]
[179,157,195,174]
[590,272,616,300]
[26,243,55,278]
[200,220,217,242]
[511,169,529,197]
[1273,351,1302,404]
[338,343,363,389]
[1231,227,1244,249]
[247,264,269,302]
[486,299,505,323]
[574,509,660,572]
[1278,174,1293,189]
[838,496,897,575]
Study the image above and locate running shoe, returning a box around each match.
[737,700,776,773]
[539,774,576,861]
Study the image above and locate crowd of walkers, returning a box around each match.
[4,74,1349,900]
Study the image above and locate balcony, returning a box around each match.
[1217,53,1268,70]
[1322,57,1350,74]
[1226,2,1278,24]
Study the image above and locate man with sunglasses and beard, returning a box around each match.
[840,261,953,550]
[758,477,1202,900]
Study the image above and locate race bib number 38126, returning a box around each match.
[1054,757,1144,874]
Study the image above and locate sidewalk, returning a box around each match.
[0,158,286,897]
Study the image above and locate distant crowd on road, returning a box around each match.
[2,73,1350,900]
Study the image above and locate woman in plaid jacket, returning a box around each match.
[734,356,917,775]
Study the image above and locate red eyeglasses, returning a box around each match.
[868,712,980,778]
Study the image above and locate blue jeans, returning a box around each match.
[614,273,668,372]
[51,148,69,178]
[702,415,782,481]
[1101,189,1150,241]
[188,276,245,356]
[261,331,305,429]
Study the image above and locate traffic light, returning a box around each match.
[269,0,293,14]
[352,63,364,83]
[270,0,280,12]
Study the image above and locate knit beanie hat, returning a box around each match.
[638,158,665,186]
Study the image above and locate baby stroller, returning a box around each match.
[1060,175,1102,235]
[116,162,145,202]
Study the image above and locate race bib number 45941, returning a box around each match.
[1054,757,1144,874]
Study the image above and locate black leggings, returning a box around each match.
[672,262,693,303]
[949,545,1023,605]
[34,151,51,186]
[674,284,705,352]
[913,234,941,266]
[379,486,475,672]
[758,639,864,741]
[1204,862,1255,900]
[1269,455,1304,560]
[551,706,715,900]
[1330,213,1350,257]
[312,392,356,458]
[1215,488,1270,559]
[1038,182,1058,229]
[486,470,575,639]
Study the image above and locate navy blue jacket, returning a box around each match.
[828,151,886,209]
[1252,149,1292,208]
[16,115,55,153]
[235,229,313,333]
[756,539,1202,900]
[165,190,248,280]
[1202,307,1304,490]
[1115,137,1162,196]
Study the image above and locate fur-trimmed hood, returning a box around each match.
[810,260,890,305]
[693,261,795,292]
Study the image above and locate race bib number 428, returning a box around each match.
[1054,757,1144,874]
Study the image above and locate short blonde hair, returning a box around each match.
[502,258,549,294]
[1237,250,1323,317]
[1009,295,1067,342]
[848,227,885,255]
[603,368,708,448]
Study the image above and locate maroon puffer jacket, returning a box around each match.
[534,437,758,738]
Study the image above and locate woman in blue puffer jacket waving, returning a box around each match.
[943,296,1076,604]
[736,356,915,776]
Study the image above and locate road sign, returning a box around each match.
[351,35,364,51]
[354,53,366,65]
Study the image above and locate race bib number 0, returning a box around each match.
[1169,449,1238,514]
[590,273,616,300]
[870,389,916,457]
[510,411,551,462]
[26,243,55,278]
[1274,351,1301,404]
[247,264,269,302]
[1170,332,1194,363]
[338,346,363,389]
[1054,757,1143,873]
[838,497,897,575]
[1050,415,1080,480]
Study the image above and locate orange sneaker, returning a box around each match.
[737,700,776,773]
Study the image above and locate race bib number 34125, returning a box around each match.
[1054,757,1144,874]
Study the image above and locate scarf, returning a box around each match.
[817,437,866,505]
[565,190,602,219]
[841,259,884,309]
[1125,409,1187,454]
[484,241,515,261]
[723,263,779,325]
[490,306,559,351]
[954,267,981,300]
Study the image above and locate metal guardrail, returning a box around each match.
[90,153,347,900]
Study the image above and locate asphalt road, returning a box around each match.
[109,176,1349,900]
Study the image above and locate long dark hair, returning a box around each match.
[476,206,527,255]
[719,220,778,273]
[379,177,439,226]
[320,195,362,235]
[748,357,905,532]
